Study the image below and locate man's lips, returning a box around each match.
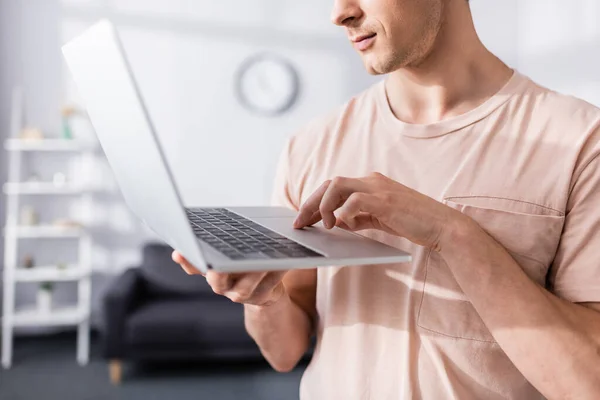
[351,33,377,51]
[351,33,377,43]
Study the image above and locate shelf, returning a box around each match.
[12,306,88,327]
[3,182,85,195]
[4,225,84,238]
[14,266,89,282]
[4,139,90,152]
[2,89,92,368]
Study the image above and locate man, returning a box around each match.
[174,0,600,398]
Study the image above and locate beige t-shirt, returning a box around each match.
[272,71,600,400]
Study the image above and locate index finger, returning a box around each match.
[293,180,331,228]
[319,177,369,229]
[172,250,205,276]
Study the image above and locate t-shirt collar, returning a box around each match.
[377,70,529,139]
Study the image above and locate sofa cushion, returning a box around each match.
[125,297,254,347]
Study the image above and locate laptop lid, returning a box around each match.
[62,19,208,271]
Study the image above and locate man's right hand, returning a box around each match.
[172,251,289,307]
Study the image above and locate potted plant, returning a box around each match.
[38,281,54,313]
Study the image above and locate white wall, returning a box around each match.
[1,0,599,329]
[60,0,371,208]
[517,0,600,106]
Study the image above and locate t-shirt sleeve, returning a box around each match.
[549,152,600,303]
[271,137,300,212]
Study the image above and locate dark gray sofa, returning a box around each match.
[102,243,263,383]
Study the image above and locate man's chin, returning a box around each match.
[362,58,389,76]
[365,67,383,76]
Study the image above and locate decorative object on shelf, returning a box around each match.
[37,281,54,313]
[61,106,79,140]
[19,127,44,141]
[22,254,35,269]
[53,172,67,187]
[52,219,81,228]
[235,52,301,117]
[57,262,67,271]
[20,205,39,226]
[26,173,40,183]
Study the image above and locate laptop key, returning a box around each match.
[260,250,287,259]
[239,247,258,254]
[253,226,274,234]
[302,251,321,257]
[247,233,265,239]
[264,232,285,240]
[290,251,314,258]
[243,252,269,260]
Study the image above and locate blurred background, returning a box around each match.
[0,0,598,399]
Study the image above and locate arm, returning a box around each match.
[294,171,600,399]
[438,152,600,398]
[440,217,600,399]
[244,269,317,372]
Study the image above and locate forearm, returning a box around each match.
[440,217,600,399]
[244,291,313,373]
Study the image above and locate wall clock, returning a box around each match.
[235,53,300,116]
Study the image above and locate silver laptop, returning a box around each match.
[61,20,411,273]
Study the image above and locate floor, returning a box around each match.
[0,333,306,400]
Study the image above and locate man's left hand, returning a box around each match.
[293,173,465,252]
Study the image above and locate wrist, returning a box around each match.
[438,211,480,256]
[245,283,288,311]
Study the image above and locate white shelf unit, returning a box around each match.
[4,139,88,152]
[14,265,89,282]
[5,225,84,238]
[12,306,89,327]
[3,182,86,195]
[2,88,94,368]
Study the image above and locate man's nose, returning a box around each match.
[331,0,362,27]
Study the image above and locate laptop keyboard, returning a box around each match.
[185,208,324,261]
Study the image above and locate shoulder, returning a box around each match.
[279,81,382,203]
[516,74,600,139]
[513,74,600,194]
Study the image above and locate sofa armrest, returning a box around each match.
[102,268,144,358]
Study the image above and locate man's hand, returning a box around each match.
[293,172,463,251]
[172,251,288,306]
